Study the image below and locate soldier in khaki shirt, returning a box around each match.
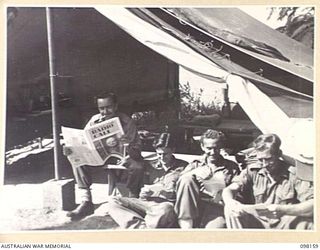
[222,133,314,229]
[63,93,143,221]
[108,132,188,229]
[174,129,240,229]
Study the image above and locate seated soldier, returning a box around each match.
[174,129,240,229]
[63,93,144,221]
[222,133,314,230]
[107,132,188,229]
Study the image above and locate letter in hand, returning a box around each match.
[63,146,73,156]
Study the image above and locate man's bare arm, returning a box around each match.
[222,182,241,204]
[268,199,314,217]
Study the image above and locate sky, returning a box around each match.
[239,6,286,29]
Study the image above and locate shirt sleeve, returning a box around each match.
[288,166,314,202]
[231,167,252,189]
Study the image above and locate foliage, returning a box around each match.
[179,82,222,120]
[268,7,314,48]
[132,111,157,126]
[131,82,223,127]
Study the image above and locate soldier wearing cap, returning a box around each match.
[107,132,188,229]
[222,133,314,229]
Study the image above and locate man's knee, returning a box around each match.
[177,175,195,188]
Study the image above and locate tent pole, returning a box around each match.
[46,7,61,180]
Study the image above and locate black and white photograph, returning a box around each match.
[1,4,315,238]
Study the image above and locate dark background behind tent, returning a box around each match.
[6,7,179,148]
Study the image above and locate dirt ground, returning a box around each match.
[0,183,119,231]
[1,150,119,232]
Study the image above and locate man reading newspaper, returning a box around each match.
[222,134,314,229]
[63,93,144,220]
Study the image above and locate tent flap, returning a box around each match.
[95,7,314,161]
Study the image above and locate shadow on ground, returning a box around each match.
[5,150,114,186]
[2,150,121,231]
[0,201,119,231]
[37,215,118,231]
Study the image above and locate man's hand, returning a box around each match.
[158,189,172,199]
[139,187,154,200]
[256,204,284,219]
[62,146,73,156]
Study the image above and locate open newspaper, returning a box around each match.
[61,117,127,169]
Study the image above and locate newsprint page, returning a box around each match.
[0,1,319,249]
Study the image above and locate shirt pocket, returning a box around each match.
[189,166,212,180]
[162,172,178,190]
[275,183,295,204]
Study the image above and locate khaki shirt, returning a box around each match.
[232,160,314,205]
[144,157,188,202]
[180,155,240,186]
[179,155,240,200]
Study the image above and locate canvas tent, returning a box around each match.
[6,7,314,169]
[94,7,314,165]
